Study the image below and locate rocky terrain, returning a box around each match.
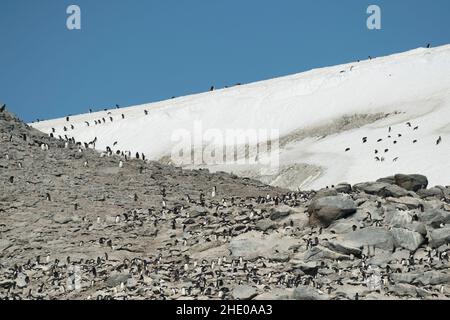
[1,107,449,300]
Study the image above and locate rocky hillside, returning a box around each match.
[1,107,449,300]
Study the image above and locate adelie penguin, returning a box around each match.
[436,136,442,145]
[0,104,5,112]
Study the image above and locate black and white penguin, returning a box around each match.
[144,110,148,115]
[136,152,140,159]
[46,193,51,201]
[345,148,350,152]
[85,121,90,127]
[9,176,14,183]
[0,104,5,112]
[210,86,215,91]
[66,116,70,122]
[121,114,125,119]
[436,136,442,145]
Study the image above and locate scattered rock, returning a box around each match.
[390,228,425,251]
[232,285,257,300]
[308,196,357,227]
[394,174,428,192]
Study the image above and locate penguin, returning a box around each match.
[46,193,51,201]
[109,117,113,122]
[375,157,380,162]
[393,140,397,144]
[426,43,431,48]
[136,152,140,159]
[122,114,125,119]
[74,203,78,211]
[362,137,368,143]
[375,149,378,154]
[212,186,217,198]
[393,157,399,162]
[85,121,90,127]
[210,86,215,91]
[0,104,5,112]
[71,124,74,130]
[384,149,389,153]
[345,148,350,152]
[66,116,70,122]
[406,122,412,127]
[144,110,148,115]
[436,136,442,145]
[9,176,14,183]
[89,108,92,113]
[119,161,123,168]
[413,126,419,131]
[377,139,383,142]
[413,140,418,144]
[134,193,138,202]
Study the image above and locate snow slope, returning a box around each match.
[31,45,450,190]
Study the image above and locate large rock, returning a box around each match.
[390,228,425,251]
[269,205,293,221]
[312,188,338,200]
[353,182,408,198]
[341,227,395,251]
[229,231,297,260]
[428,227,450,248]
[335,183,352,194]
[324,240,362,257]
[292,286,329,300]
[417,187,444,199]
[419,209,450,228]
[106,273,130,288]
[308,196,357,227]
[232,285,257,300]
[394,174,428,192]
[412,271,450,286]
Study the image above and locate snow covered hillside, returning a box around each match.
[31,45,450,190]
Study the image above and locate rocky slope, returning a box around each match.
[1,107,449,300]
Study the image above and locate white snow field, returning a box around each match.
[31,45,450,190]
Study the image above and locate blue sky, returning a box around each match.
[1,0,449,122]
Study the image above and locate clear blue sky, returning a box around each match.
[1,0,449,122]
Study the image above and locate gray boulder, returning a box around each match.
[390,228,425,251]
[419,209,450,228]
[292,286,329,300]
[335,183,352,194]
[308,196,357,227]
[255,219,277,232]
[269,205,292,221]
[394,174,428,192]
[106,273,130,287]
[353,182,408,198]
[377,176,395,184]
[413,271,450,286]
[417,187,444,199]
[341,227,395,251]
[313,188,338,200]
[233,285,257,300]
[428,227,450,248]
